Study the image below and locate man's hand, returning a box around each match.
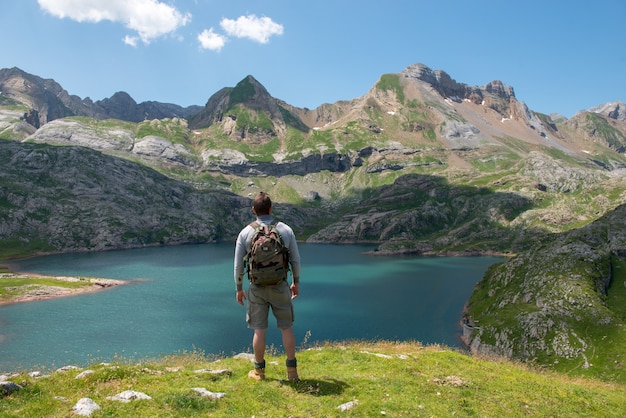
[290,283,299,300]
[236,290,246,306]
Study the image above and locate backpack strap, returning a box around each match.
[249,220,285,245]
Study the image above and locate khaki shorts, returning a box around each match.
[246,280,294,329]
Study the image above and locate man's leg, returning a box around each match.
[281,326,299,382]
[281,326,296,360]
[253,328,267,363]
[249,328,267,380]
[247,285,269,380]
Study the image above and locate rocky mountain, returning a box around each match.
[464,202,626,373]
[0,140,314,256]
[0,67,201,127]
[588,101,626,121]
[1,64,626,377]
[188,75,309,138]
[560,102,626,154]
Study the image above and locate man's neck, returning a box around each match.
[256,214,273,224]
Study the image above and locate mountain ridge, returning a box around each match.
[0,67,201,127]
[2,64,624,130]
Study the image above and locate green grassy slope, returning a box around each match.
[2,342,625,417]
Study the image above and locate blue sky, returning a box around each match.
[1,1,624,118]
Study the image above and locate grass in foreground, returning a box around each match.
[2,341,625,417]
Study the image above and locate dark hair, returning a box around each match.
[253,192,272,215]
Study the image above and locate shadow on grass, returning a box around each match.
[287,378,348,396]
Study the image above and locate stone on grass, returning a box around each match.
[72,398,100,416]
[106,390,152,402]
[1,381,22,396]
[56,365,80,372]
[234,353,255,361]
[75,370,95,379]
[192,387,227,399]
[338,400,358,411]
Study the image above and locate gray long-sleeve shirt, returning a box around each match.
[233,215,301,291]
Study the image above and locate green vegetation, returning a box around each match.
[607,257,626,321]
[0,239,56,261]
[0,100,28,111]
[281,129,307,157]
[67,116,135,132]
[230,107,274,134]
[585,113,626,151]
[2,341,625,417]
[135,119,189,145]
[497,135,534,154]
[467,151,521,172]
[466,247,626,384]
[229,77,256,106]
[376,74,405,103]
[279,105,309,133]
[544,145,590,167]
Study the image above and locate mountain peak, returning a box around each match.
[588,100,626,121]
[401,63,515,103]
[187,75,308,138]
[229,74,273,109]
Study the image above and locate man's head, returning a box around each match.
[252,192,272,216]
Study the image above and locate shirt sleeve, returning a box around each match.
[277,222,301,284]
[233,226,252,291]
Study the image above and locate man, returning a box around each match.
[234,192,301,382]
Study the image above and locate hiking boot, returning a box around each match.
[248,368,265,381]
[287,366,299,382]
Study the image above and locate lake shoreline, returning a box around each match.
[0,271,126,306]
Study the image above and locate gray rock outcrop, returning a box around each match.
[588,101,626,121]
[402,63,515,108]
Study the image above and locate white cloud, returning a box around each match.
[198,28,226,52]
[37,0,191,44]
[123,35,138,47]
[220,14,283,44]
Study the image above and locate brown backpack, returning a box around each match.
[246,222,289,285]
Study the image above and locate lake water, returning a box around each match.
[0,243,502,372]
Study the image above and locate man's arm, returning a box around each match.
[234,226,252,293]
[280,223,301,285]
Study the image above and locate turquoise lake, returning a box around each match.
[0,243,502,372]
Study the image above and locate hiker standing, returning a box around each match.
[233,192,301,382]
